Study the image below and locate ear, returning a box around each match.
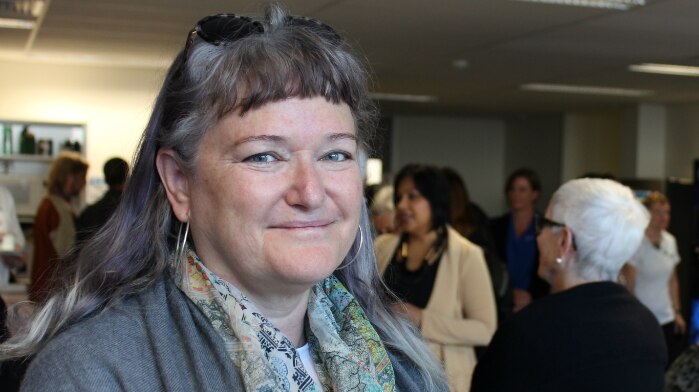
[156,148,191,223]
[559,226,576,257]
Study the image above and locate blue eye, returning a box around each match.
[323,151,351,162]
[245,153,278,163]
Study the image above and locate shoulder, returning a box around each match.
[375,233,399,249]
[445,226,485,264]
[22,276,194,390]
[33,198,59,224]
[23,300,155,391]
[374,233,400,257]
[374,233,400,269]
[661,231,678,249]
[36,197,53,211]
[447,226,480,251]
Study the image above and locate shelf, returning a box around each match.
[0,154,54,174]
[0,154,53,163]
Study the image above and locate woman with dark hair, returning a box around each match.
[375,164,496,392]
[490,167,549,312]
[441,168,490,246]
[1,6,447,391]
[442,167,511,322]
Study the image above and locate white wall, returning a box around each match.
[635,104,667,178]
[0,59,165,201]
[391,115,506,216]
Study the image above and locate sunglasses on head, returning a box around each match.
[183,13,342,61]
[534,215,565,235]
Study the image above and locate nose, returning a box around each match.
[396,194,411,212]
[285,157,326,210]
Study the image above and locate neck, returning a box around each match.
[511,207,534,220]
[408,228,437,245]
[551,267,595,293]
[646,226,662,239]
[244,288,311,347]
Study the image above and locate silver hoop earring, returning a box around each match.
[174,220,190,263]
[337,226,363,271]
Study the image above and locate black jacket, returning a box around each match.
[472,282,667,392]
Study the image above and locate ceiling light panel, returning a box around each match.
[369,92,438,103]
[511,0,645,10]
[629,63,699,77]
[521,83,653,97]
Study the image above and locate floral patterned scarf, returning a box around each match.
[173,247,396,392]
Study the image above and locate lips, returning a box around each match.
[270,220,333,229]
[396,212,412,222]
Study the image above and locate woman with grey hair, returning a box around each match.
[471,178,667,392]
[1,5,447,391]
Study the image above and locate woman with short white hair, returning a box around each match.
[472,178,667,392]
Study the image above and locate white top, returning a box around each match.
[297,343,322,389]
[0,186,26,288]
[628,231,680,325]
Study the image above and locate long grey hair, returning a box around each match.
[1,4,446,388]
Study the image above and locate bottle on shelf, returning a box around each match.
[2,124,13,155]
[19,126,36,155]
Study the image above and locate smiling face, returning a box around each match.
[395,176,433,236]
[178,97,362,297]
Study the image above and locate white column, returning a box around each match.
[635,104,667,178]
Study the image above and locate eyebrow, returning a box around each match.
[234,135,284,147]
[234,132,357,147]
[328,132,357,143]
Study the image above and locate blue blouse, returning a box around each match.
[505,217,538,291]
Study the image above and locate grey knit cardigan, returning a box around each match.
[21,273,439,391]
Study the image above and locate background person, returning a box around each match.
[0,185,27,390]
[29,151,87,303]
[369,184,396,235]
[76,157,129,243]
[3,6,447,391]
[442,167,511,324]
[623,191,687,366]
[441,167,492,250]
[0,185,26,290]
[376,163,496,392]
[472,178,667,392]
[490,168,549,312]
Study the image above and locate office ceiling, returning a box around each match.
[1,0,698,115]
